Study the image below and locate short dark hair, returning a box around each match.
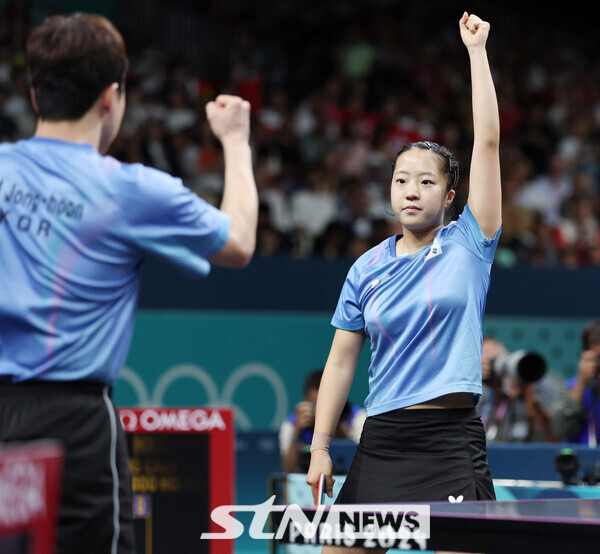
[394,141,460,192]
[304,369,324,395]
[27,13,128,121]
[582,321,600,350]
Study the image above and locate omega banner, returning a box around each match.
[119,407,234,554]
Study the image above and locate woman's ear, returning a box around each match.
[445,189,456,207]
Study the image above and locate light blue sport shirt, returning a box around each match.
[0,137,229,385]
[332,204,501,417]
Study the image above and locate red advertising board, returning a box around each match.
[0,441,64,554]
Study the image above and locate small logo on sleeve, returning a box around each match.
[369,273,391,290]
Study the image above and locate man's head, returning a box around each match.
[482,336,508,363]
[303,369,323,404]
[27,13,127,122]
[582,321,600,353]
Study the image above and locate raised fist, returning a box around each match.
[459,12,490,50]
[205,94,251,143]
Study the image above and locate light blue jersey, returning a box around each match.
[0,137,229,385]
[332,205,501,416]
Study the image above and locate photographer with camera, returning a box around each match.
[279,369,366,473]
[551,321,600,446]
[479,337,561,442]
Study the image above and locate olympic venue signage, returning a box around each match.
[120,407,227,433]
[119,407,234,554]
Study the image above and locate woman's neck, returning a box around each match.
[395,225,441,255]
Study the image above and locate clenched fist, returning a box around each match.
[205,94,251,144]
[459,12,490,50]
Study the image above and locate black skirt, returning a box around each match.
[335,407,496,504]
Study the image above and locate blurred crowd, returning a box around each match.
[1,0,599,265]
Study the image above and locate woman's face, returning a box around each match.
[390,148,454,232]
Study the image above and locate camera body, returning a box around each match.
[491,349,547,384]
[555,448,579,485]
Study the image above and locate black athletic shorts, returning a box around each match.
[0,380,135,554]
[335,407,496,504]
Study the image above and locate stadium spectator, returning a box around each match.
[0,1,598,266]
[551,321,600,446]
[279,369,365,474]
[479,337,561,442]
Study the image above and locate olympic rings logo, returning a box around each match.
[117,362,289,430]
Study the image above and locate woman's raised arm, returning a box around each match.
[460,12,501,238]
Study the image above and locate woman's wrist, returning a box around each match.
[467,44,487,57]
[310,432,332,453]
